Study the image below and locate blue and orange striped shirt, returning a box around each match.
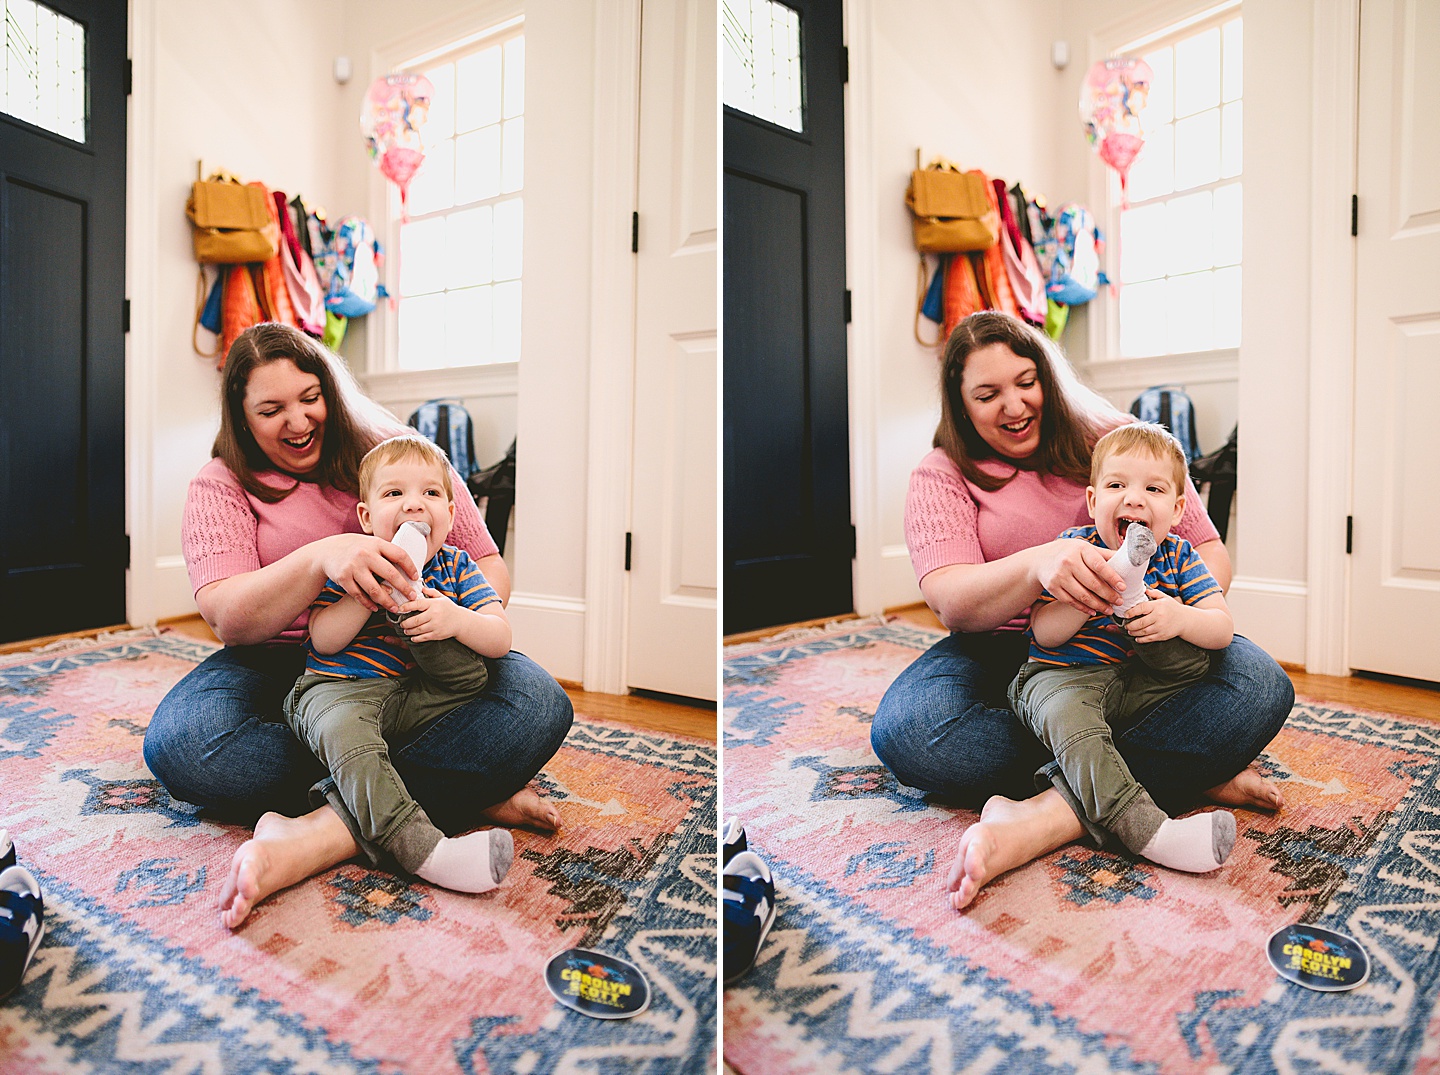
[304,545,500,679]
[1027,526,1221,667]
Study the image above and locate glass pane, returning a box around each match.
[399,216,449,296]
[1222,19,1243,102]
[501,117,523,194]
[1140,46,1173,126]
[448,205,493,288]
[455,125,501,204]
[399,293,446,370]
[722,0,803,132]
[446,285,492,366]
[1213,266,1241,347]
[1,0,86,142]
[1120,203,1168,283]
[1220,101,1242,178]
[1174,27,1220,118]
[424,62,455,141]
[1127,123,1173,203]
[1212,183,1242,266]
[456,44,502,132]
[1119,279,1168,358]
[1167,189,1213,275]
[1167,271,1215,353]
[493,281,522,363]
[1174,109,1220,190]
[406,138,455,217]
[493,198,523,281]
[503,36,524,119]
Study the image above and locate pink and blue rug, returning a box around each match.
[0,630,716,1073]
[723,618,1440,1074]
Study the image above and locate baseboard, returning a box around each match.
[506,591,586,683]
[149,556,199,623]
[855,544,922,617]
[1227,575,1307,665]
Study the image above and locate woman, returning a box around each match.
[144,324,573,927]
[870,312,1292,909]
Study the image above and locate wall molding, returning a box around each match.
[1227,574,1307,665]
[507,590,586,683]
[357,362,519,403]
[1079,350,1239,392]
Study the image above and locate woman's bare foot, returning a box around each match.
[1206,767,1282,811]
[478,785,560,832]
[946,789,1085,911]
[219,808,358,930]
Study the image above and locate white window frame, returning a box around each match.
[365,0,525,401]
[1086,0,1242,382]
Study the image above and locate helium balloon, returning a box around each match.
[1080,57,1153,203]
[361,73,435,218]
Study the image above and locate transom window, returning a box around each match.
[395,24,524,370]
[1112,11,1242,359]
[1,0,85,143]
[722,0,803,132]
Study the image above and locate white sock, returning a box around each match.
[414,828,514,893]
[1139,810,1236,873]
[1108,523,1157,615]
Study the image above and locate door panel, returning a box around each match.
[723,0,850,634]
[1350,0,1440,680]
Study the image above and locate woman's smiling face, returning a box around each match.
[959,342,1044,460]
[242,359,328,475]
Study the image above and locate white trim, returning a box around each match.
[844,0,889,615]
[1227,574,1307,665]
[1080,349,1238,392]
[1305,1,1359,676]
[124,0,159,628]
[582,0,641,694]
[507,590,586,683]
[357,362,519,403]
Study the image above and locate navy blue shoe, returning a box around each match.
[722,850,776,986]
[0,830,14,873]
[0,864,45,1001]
[722,816,746,867]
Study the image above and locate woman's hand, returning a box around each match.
[315,534,421,614]
[1035,539,1125,616]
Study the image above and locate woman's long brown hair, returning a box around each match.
[934,311,1108,492]
[214,324,394,503]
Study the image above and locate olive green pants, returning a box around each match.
[1008,636,1212,853]
[284,636,490,873]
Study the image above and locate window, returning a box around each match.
[1109,11,1241,359]
[393,23,524,370]
[722,0,803,132]
[1,0,85,143]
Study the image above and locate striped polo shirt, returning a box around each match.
[1027,526,1221,667]
[304,544,500,679]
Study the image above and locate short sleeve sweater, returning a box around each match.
[181,456,499,644]
[903,447,1220,628]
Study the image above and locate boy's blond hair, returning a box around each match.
[1090,422,1188,490]
[358,434,455,502]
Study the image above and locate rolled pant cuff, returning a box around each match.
[310,777,382,866]
[1034,761,1108,848]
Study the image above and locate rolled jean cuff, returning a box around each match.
[1034,760,1110,849]
[309,777,382,867]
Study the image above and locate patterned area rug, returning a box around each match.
[723,619,1440,1075]
[0,630,716,1074]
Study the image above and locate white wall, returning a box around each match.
[129,0,600,682]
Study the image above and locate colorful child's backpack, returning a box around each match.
[408,399,479,478]
[324,216,386,317]
[1045,204,1106,306]
[1130,384,1202,464]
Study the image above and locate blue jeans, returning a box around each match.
[870,631,1292,815]
[143,644,574,833]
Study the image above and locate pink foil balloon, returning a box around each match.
[361,73,435,218]
[1080,57,1153,204]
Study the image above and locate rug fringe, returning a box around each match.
[7,625,162,657]
[724,614,893,650]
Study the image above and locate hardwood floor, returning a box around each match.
[2,616,717,743]
[728,603,1440,723]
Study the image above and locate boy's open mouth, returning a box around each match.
[1117,516,1146,539]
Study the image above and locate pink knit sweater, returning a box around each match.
[181,457,499,643]
[905,448,1220,624]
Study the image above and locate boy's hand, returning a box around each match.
[1123,588,1188,643]
[395,586,466,643]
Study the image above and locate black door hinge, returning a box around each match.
[848,524,857,559]
[1351,195,1358,237]
[624,532,632,571]
[122,534,131,568]
[631,212,639,253]
[123,299,130,333]
[840,46,849,84]
[844,290,852,323]
[1346,515,1353,554]
[125,59,132,96]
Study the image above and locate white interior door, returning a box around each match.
[1350,0,1440,681]
[627,0,718,700]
